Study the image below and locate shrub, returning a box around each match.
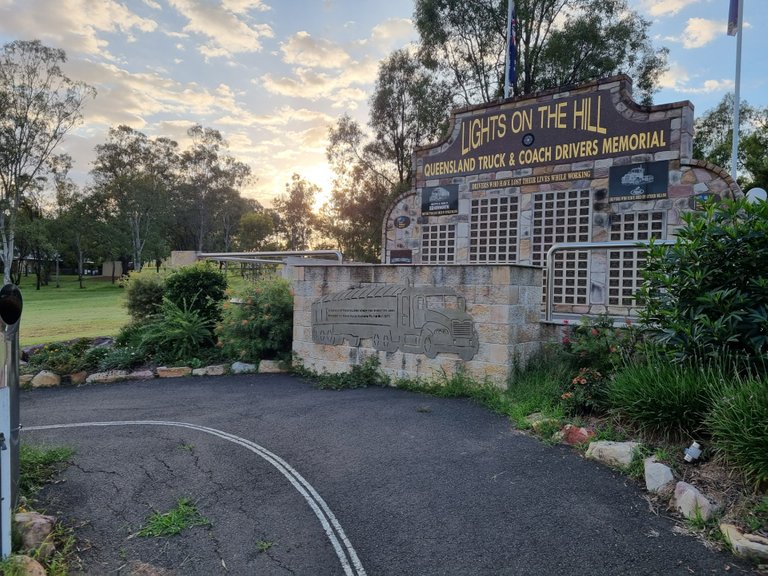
[164,262,227,326]
[560,367,607,415]
[562,314,640,375]
[125,273,166,320]
[82,346,110,371]
[27,339,92,374]
[637,196,768,368]
[216,276,294,362]
[707,374,768,486]
[98,346,144,371]
[607,358,720,440]
[139,298,213,365]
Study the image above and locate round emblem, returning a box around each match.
[394,215,411,229]
[522,133,535,147]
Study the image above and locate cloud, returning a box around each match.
[677,18,723,49]
[658,62,733,94]
[370,18,414,43]
[222,0,271,13]
[638,0,701,17]
[0,0,157,57]
[167,0,274,58]
[280,31,351,69]
[261,58,378,104]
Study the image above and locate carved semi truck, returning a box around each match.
[311,284,479,360]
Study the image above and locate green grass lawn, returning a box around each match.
[17,269,256,347]
[18,275,129,347]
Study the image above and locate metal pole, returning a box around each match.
[730,0,744,181]
[504,0,515,99]
[0,283,22,559]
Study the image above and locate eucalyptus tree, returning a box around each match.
[272,174,318,251]
[414,0,667,105]
[0,40,95,284]
[91,125,179,272]
[179,125,252,252]
[693,94,768,190]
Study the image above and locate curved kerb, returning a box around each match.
[24,420,367,576]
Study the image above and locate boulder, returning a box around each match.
[31,371,60,388]
[720,523,768,562]
[673,481,718,522]
[556,424,595,446]
[20,374,34,386]
[69,371,88,385]
[128,369,155,380]
[10,555,46,576]
[643,458,675,493]
[231,361,257,374]
[156,366,192,378]
[192,364,227,377]
[14,511,56,559]
[86,370,129,384]
[258,360,287,374]
[585,441,641,468]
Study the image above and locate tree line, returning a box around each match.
[2,1,765,287]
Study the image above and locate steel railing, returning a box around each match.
[544,240,676,323]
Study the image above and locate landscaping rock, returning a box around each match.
[69,371,88,385]
[585,441,640,468]
[231,361,257,374]
[673,481,718,522]
[556,424,595,445]
[644,458,675,493]
[31,371,60,388]
[10,554,46,576]
[258,360,287,374]
[192,364,227,377]
[156,366,192,378]
[720,523,768,562]
[129,369,155,380]
[86,370,129,384]
[20,374,34,386]
[14,511,56,559]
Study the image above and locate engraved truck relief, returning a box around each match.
[311,285,479,360]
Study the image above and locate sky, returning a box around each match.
[0,0,765,208]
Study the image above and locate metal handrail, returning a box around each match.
[544,240,676,322]
[197,250,343,265]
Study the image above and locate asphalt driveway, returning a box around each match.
[20,374,751,575]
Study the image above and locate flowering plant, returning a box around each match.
[562,314,640,375]
[560,367,606,414]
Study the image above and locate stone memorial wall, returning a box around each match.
[291,264,550,384]
[382,75,741,317]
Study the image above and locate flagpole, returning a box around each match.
[730,0,744,181]
[504,0,514,99]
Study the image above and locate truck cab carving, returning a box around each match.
[311,284,479,360]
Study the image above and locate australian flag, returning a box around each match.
[727,0,739,36]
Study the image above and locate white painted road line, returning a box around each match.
[25,420,367,576]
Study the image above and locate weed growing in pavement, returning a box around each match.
[18,444,74,504]
[137,498,210,537]
[256,540,274,553]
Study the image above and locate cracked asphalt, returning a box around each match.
[20,374,753,576]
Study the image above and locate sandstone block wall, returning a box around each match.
[291,264,550,385]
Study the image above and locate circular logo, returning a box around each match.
[522,133,535,147]
[394,215,411,229]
